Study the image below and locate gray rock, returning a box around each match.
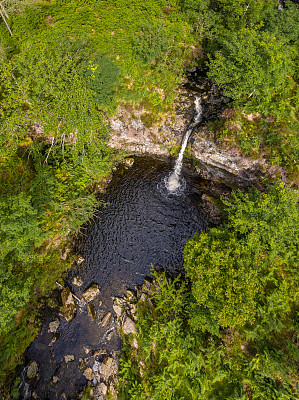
[101,312,112,327]
[83,284,100,302]
[61,287,76,322]
[108,382,118,399]
[139,293,147,303]
[27,361,38,379]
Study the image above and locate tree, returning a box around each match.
[184,183,299,332]
[207,28,295,115]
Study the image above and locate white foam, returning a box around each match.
[166,97,202,193]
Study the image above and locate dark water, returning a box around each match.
[20,156,209,400]
[74,156,208,293]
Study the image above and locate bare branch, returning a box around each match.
[0,1,12,36]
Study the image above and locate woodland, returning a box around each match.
[0,0,298,399]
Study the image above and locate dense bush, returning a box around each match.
[184,183,299,333]
[119,264,298,399]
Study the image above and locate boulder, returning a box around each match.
[99,382,108,396]
[83,284,100,302]
[48,319,60,333]
[124,157,134,167]
[83,367,94,380]
[77,256,85,265]
[101,312,112,327]
[61,287,76,322]
[51,376,59,385]
[112,303,122,318]
[27,361,38,379]
[100,356,118,381]
[64,355,75,363]
[72,276,83,287]
[122,316,137,336]
[87,303,97,321]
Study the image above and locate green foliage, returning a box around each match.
[180,0,222,39]
[84,53,120,107]
[118,269,298,399]
[184,183,299,332]
[208,29,296,115]
[133,21,176,64]
[0,192,43,335]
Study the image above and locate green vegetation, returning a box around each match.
[119,184,299,399]
[181,0,299,172]
[0,0,298,397]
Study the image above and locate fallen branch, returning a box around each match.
[0,1,12,36]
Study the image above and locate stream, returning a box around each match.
[19,155,229,400]
[18,69,233,400]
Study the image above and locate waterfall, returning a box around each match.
[167,97,203,192]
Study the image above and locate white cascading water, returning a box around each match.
[167,97,203,192]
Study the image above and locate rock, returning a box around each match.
[91,348,107,358]
[125,289,135,300]
[72,275,83,287]
[100,356,118,381]
[124,157,134,167]
[101,312,112,327]
[139,293,147,303]
[129,303,137,320]
[48,319,60,333]
[87,303,97,321]
[112,303,122,317]
[108,382,118,399]
[132,337,138,349]
[122,316,137,336]
[99,382,108,396]
[83,346,90,354]
[64,355,75,363]
[51,376,59,385]
[79,358,89,370]
[27,361,38,379]
[113,297,126,307]
[59,247,70,261]
[61,287,76,322]
[77,256,85,265]
[83,284,100,302]
[83,367,94,380]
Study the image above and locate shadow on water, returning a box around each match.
[19,156,214,400]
